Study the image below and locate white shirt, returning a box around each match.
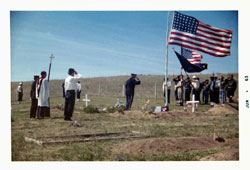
[192,79,200,90]
[17,85,23,92]
[65,73,81,92]
[77,83,82,91]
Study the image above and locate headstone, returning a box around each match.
[152,106,162,113]
[82,94,91,107]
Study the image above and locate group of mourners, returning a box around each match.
[16,72,237,121]
[17,68,82,121]
[163,74,237,106]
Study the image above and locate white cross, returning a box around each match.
[186,94,199,113]
[82,94,91,107]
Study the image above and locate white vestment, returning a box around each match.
[37,79,50,107]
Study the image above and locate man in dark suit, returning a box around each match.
[30,75,39,118]
[125,73,141,110]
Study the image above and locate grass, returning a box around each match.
[11,74,239,161]
[11,95,239,161]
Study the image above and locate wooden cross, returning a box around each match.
[186,94,199,113]
[48,54,55,82]
[82,94,91,107]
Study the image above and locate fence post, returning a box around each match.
[155,82,157,100]
[122,84,125,97]
[98,84,101,96]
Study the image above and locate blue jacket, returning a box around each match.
[125,78,141,95]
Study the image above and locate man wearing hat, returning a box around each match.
[191,76,200,101]
[226,74,237,102]
[37,71,50,119]
[30,75,39,118]
[125,73,141,110]
[16,82,23,104]
[64,68,82,121]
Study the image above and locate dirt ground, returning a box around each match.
[111,103,239,160]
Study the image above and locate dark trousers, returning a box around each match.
[202,89,209,104]
[77,90,81,99]
[185,88,191,101]
[18,92,23,101]
[37,106,50,119]
[126,93,134,110]
[174,88,178,100]
[64,90,75,119]
[227,88,235,102]
[30,99,38,118]
[164,89,171,104]
[192,89,200,101]
[214,90,220,104]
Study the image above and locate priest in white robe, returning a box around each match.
[36,71,50,119]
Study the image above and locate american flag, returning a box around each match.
[181,48,202,65]
[168,12,232,57]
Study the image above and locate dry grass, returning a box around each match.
[11,74,239,161]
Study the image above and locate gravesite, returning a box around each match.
[10,11,239,161]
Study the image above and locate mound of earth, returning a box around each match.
[112,136,224,155]
[206,104,238,115]
[200,148,239,161]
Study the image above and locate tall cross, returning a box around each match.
[48,54,55,82]
[82,94,91,107]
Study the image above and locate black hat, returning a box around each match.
[68,68,75,75]
[41,71,46,75]
[131,73,137,77]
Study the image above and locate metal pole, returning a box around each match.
[165,11,172,108]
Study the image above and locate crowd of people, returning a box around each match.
[16,72,237,120]
[165,74,237,106]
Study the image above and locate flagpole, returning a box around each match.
[165,11,171,109]
[165,11,174,109]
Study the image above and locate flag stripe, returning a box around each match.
[171,42,230,57]
[168,12,233,57]
[199,21,233,34]
[169,36,231,53]
[197,28,232,39]
[170,30,231,47]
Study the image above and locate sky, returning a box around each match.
[10,11,238,82]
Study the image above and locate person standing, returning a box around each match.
[214,76,220,104]
[64,68,81,121]
[16,82,23,104]
[191,76,200,101]
[201,79,210,104]
[176,75,184,106]
[76,81,82,102]
[219,76,227,104]
[125,73,141,110]
[37,71,50,119]
[183,77,191,102]
[30,75,39,118]
[162,78,171,105]
[226,74,237,102]
[62,82,65,98]
[173,76,180,101]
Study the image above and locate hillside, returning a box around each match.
[11,73,238,102]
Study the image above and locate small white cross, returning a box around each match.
[186,94,199,113]
[82,94,91,107]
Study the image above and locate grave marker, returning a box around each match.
[186,94,199,113]
[82,94,91,107]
